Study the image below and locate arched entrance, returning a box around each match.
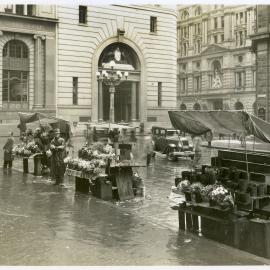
[97,42,141,123]
[235,101,244,110]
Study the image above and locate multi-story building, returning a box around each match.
[0,4,177,127]
[57,5,177,126]
[251,5,270,121]
[0,5,57,122]
[177,5,257,114]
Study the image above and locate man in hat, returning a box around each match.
[50,128,66,185]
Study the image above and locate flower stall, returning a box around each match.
[65,141,145,201]
[13,141,43,175]
[168,110,270,259]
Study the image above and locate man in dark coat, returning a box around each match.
[3,132,15,169]
[50,128,66,185]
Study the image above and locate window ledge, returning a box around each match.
[149,32,157,35]
[78,23,88,26]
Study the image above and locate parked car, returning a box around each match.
[151,126,194,161]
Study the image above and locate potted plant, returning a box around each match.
[219,194,234,210]
[178,179,191,201]
[190,182,204,203]
[209,185,229,207]
[200,185,214,202]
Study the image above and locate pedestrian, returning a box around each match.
[145,138,154,166]
[50,128,66,186]
[93,127,98,142]
[192,134,202,168]
[3,131,15,169]
[205,131,213,147]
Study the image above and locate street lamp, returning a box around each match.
[96,60,129,123]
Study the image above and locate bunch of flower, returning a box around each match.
[64,157,107,173]
[77,142,115,162]
[190,182,204,193]
[222,194,234,208]
[210,185,230,204]
[177,179,191,193]
[12,141,40,157]
[201,185,214,197]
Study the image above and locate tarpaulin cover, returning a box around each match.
[17,112,71,140]
[168,110,270,143]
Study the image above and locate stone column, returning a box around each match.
[45,37,56,110]
[98,81,103,121]
[33,35,45,109]
[131,82,137,122]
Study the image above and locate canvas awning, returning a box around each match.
[17,112,71,140]
[168,110,270,143]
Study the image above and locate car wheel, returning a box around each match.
[167,151,177,162]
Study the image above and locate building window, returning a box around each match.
[235,71,245,88]
[79,6,87,24]
[195,6,201,16]
[193,103,201,110]
[196,61,200,69]
[235,101,244,110]
[158,82,162,107]
[258,108,266,120]
[27,5,35,16]
[4,5,13,13]
[181,10,189,20]
[73,77,78,105]
[3,40,28,59]
[221,16,224,28]
[150,16,157,33]
[180,78,187,93]
[16,5,24,15]
[182,63,186,71]
[214,35,218,44]
[238,55,243,63]
[240,12,244,24]
[183,43,188,56]
[214,18,218,29]
[193,76,201,92]
[221,34,224,42]
[239,31,243,46]
[180,103,187,110]
[253,70,256,86]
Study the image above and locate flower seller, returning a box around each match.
[50,128,66,186]
[3,131,15,169]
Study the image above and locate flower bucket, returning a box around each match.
[184,191,192,202]
[238,179,248,192]
[195,192,203,203]
[209,199,217,207]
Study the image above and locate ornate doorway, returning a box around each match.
[97,42,141,122]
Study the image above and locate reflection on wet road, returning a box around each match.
[0,136,269,265]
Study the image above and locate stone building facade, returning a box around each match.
[57,5,177,126]
[251,5,270,121]
[177,5,257,114]
[0,5,177,126]
[0,5,57,122]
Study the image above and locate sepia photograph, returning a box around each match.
[0,0,270,267]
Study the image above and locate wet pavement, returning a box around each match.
[0,136,269,265]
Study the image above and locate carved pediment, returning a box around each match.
[201,44,228,55]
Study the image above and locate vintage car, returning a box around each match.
[151,126,194,161]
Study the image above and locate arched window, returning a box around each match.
[181,10,189,20]
[180,103,187,110]
[235,101,244,110]
[195,6,201,16]
[210,60,222,89]
[2,40,29,103]
[193,103,201,110]
[258,107,266,121]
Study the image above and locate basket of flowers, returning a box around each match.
[177,179,191,201]
[200,185,214,202]
[190,182,204,203]
[209,185,230,207]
